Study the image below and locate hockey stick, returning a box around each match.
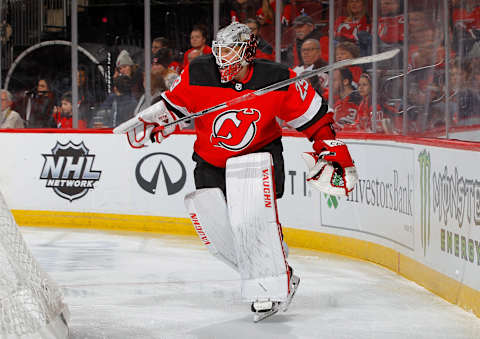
[113,49,399,134]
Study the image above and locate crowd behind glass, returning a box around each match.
[0,0,479,140]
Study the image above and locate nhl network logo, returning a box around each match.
[40,141,101,202]
[418,149,431,256]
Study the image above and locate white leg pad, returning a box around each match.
[226,152,289,303]
[184,188,238,271]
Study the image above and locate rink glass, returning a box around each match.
[0,0,478,141]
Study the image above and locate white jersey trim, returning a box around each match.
[287,92,324,129]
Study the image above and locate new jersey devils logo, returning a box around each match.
[211,108,260,151]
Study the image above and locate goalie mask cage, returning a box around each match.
[0,190,69,339]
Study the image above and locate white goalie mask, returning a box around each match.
[212,22,258,83]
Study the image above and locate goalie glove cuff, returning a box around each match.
[315,140,354,168]
[125,100,179,148]
[302,140,358,196]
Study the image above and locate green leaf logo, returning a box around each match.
[325,194,339,209]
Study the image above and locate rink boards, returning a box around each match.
[1,130,480,318]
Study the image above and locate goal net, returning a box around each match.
[0,190,69,338]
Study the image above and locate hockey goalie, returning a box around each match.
[116,22,358,322]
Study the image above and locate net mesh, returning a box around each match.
[0,190,66,337]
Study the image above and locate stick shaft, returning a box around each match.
[113,49,399,134]
[166,49,399,127]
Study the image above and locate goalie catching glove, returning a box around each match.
[124,100,179,148]
[302,140,358,196]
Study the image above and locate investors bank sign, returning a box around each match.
[418,148,480,268]
[320,142,415,250]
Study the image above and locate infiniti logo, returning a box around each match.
[135,152,186,195]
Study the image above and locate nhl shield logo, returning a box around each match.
[40,141,101,202]
[210,108,260,151]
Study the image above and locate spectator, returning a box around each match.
[183,25,212,67]
[334,0,371,47]
[256,0,292,26]
[152,37,168,55]
[134,72,168,115]
[408,27,446,70]
[50,91,87,129]
[408,9,433,46]
[229,0,257,23]
[451,0,480,56]
[255,0,276,48]
[406,66,444,133]
[448,60,480,124]
[152,37,182,73]
[332,68,362,130]
[293,38,328,97]
[370,0,404,69]
[0,90,24,129]
[335,41,363,86]
[77,66,98,128]
[25,78,56,128]
[378,0,403,45]
[357,73,387,132]
[152,48,180,89]
[470,57,480,94]
[292,15,329,67]
[115,50,144,101]
[95,75,137,128]
[246,18,275,61]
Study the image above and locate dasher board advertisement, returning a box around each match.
[320,141,415,251]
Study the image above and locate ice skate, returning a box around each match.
[251,300,280,322]
[280,268,300,312]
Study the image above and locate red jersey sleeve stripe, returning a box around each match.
[287,93,328,130]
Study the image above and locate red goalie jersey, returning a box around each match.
[162,55,334,168]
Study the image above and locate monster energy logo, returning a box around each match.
[418,150,431,256]
[325,194,339,209]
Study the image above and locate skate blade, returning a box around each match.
[281,275,300,312]
[253,308,279,322]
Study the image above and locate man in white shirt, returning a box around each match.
[293,39,329,95]
[0,90,24,129]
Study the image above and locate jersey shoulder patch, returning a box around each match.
[189,55,224,87]
[247,59,290,90]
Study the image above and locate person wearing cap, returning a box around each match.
[152,48,180,90]
[292,15,329,67]
[115,49,144,101]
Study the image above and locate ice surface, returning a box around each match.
[20,227,480,339]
